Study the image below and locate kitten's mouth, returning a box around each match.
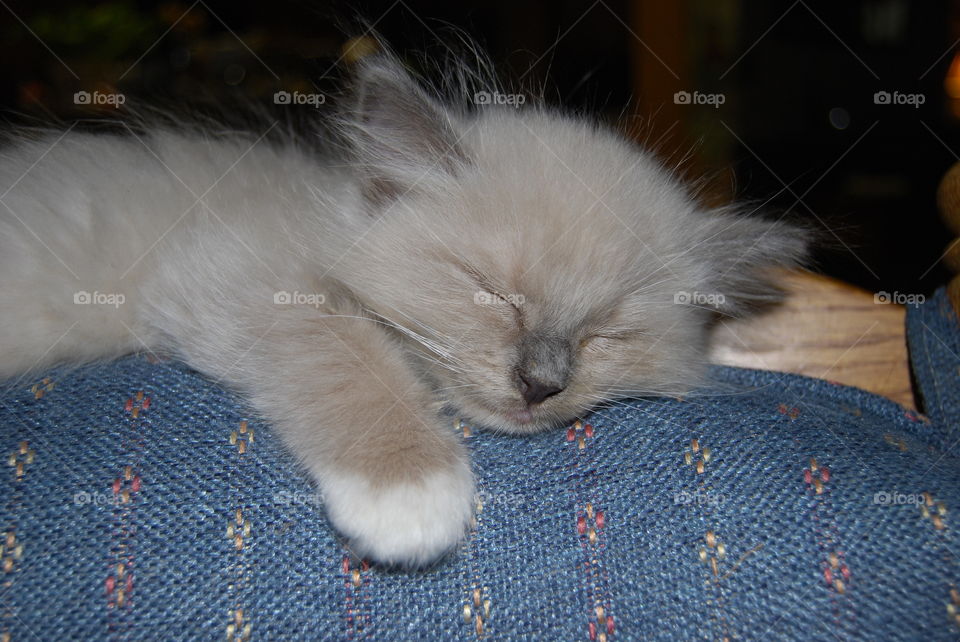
[504,408,534,425]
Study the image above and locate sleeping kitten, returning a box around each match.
[0,51,806,566]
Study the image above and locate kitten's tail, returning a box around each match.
[0,134,157,382]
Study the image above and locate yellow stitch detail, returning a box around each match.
[809,457,818,472]
[117,563,125,578]
[483,599,491,619]
[26,450,34,464]
[834,579,846,594]
[234,535,243,550]
[938,503,947,516]
[240,421,247,434]
[3,558,12,573]
[236,509,243,524]
[19,442,27,455]
[925,492,934,506]
[691,439,699,452]
[5,533,13,548]
[242,623,252,639]
[463,604,472,622]
[124,465,132,481]
[248,430,254,444]
[578,436,586,449]
[586,503,594,519]
[238,441,246,455]
[921,506,931,519]
[7,454,14,466]
[235,608,244,625]
[15,462,23,477]
[475,614,483,636]
[599,634,608,642]
[717,543,726,559]
[696,460,705,474]
[230,432,238,445]
[473,588,481,608]
[226,623,236,638]
[813,479,823,494]
[243,521,251,538]
[933,515,945,530]
[351,569,361,587]
[710,557,718,577]
[684,452,692,465]
[950,588,960,604]
[698,548,707,562]
[574,420,582,430]
[948,603,957,617]
[121,489,130,504]
[136,391,143,401]
[227,524,235,538]
[702,447,712,463]
[116,588,125,607]
[706,531,716,548]
[588,528,597,544]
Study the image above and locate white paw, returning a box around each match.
[320,460,475,567]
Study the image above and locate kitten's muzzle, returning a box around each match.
[516,334,571,406]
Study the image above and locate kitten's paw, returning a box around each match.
[321,459,475,567]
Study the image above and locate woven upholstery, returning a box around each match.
[0,289,957,640]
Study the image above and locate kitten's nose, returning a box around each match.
[517,372,564,405]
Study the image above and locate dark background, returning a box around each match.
[1,0,956,296]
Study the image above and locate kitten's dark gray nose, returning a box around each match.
[518,373,564,405]
[516,334,571,405]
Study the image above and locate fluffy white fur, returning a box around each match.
[0,52,806,566]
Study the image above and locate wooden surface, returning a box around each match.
[710,271,915,409]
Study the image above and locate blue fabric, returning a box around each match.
[0,290,957,640]
[906,287,960,444]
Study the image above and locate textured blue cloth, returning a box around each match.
[0,289,957,640]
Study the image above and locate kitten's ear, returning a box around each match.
[346,55,467,206]
[694,210,810,317]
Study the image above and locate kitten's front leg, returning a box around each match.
[249,314,475,567]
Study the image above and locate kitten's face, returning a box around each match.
[331,59,806,433]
